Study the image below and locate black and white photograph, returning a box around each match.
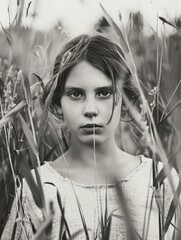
[0,0,181,239]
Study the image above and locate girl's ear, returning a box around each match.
[56,106,63,115]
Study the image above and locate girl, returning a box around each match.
[2,34,178,239]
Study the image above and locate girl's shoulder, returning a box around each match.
[126,155,178,186]
[29,161,68,186]
[27,162,69,198]
[28,162,76,200]
[118,154,152,182]
[140,155,179,192]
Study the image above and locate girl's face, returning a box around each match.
[60,61,122,146]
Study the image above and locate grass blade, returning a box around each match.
[0,100,26,128]
[0,23,13,46]
[104,216,112,240]
[99,3,129,53]
[44,182,71,238]
[73,195,90,240]
[115,181,141,240]
[33,214,53,240]
[17,112,38,156]
[26,1,32,18]
[17,153,44,209]
[159,99,181,125]
[42,145,57,162]
[16,112,46,214]
[32,73,45,91]
[163,177,181,233]
[38,74,58,146]
[160,79,181,122]
[159,16,181,32]
[20,70,32,108]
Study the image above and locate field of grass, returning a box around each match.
[1,2,181,239]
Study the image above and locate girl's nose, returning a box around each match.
[83,99,98,118]
[84,112,97,118]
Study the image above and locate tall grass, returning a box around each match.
[0,1,181,239]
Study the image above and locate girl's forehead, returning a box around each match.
[65,61,113,88]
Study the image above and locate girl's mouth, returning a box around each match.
[81,124,103,129]
[80,124,103,134]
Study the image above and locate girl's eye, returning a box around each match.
[68,92,84,99]
[98,91,113,98]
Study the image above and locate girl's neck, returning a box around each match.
[66,137,125,169]
[50,137,140,185]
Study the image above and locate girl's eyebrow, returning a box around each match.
[64,87,84,91]
[64,86,113,91]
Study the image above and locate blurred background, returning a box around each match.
[1,0,181,34]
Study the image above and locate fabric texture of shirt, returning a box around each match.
[1,155,178,240]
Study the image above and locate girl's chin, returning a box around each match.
[78,135,106,145]
[70,130,111,145]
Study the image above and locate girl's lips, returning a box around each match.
[81,124,103,128]
[80,124,103,134]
